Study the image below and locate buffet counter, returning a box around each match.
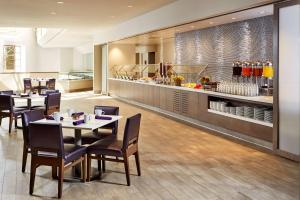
[108,78,274,149]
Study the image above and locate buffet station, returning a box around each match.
[108,60,274,148]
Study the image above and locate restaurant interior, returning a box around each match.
[0,0,299,199]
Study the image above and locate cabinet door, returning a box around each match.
[153,86,160,107]
[159,87,167,110]
[182,91,198,119]
[172,89,181,113]
[146,85,154,106]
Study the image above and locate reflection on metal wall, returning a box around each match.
[175,16,273,81]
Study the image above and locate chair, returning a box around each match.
[46,79,56,90]
[81,106,119,145]
[33,92,61,115]
[0,94,29,133]
[29,123,86,198]
[87,113,142,186]
[23,78,33,93]
[21,110,75,172]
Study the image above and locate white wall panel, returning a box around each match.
[278,5,300,155]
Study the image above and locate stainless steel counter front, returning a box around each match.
[108,78,274,150]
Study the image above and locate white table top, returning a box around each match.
[31,115,122,130]
[12,94,47,99]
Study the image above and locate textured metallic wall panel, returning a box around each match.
[175,16,273,81]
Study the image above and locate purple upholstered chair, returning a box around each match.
[87,113,141,186]
[81,106,119,145]
[21,110,74,173]
[29,123,86,198]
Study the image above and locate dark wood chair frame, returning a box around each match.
[87,114,142,186]
[30,150,86,198]
[29,123,86,198]
[87,143,141,186]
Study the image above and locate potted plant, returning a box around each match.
[173,75,184,86]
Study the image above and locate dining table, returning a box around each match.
[31,78,50,94]
[32,114,122,177]
[12,94,46,109]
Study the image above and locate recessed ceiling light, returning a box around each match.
[57,1,64,4]
[209,22,214,25]
[232,17,237,20]
[50,12,57,15]
[127,5,133,8]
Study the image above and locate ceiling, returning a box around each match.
[0,0,176,32]
[112,5,274,45]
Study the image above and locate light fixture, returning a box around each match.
[50,12,57,15]
[232,17,237,20]
[209,22,214,25]
[57,1,64,4]
[127,5,133,8]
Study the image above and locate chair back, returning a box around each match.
[29,123,64,157]
[94,106,119,134]
[21,110,44,145]
[23,78,32,91]
[0,94,13,112]
[46,79,56,90]
[122,113,141,150]
[45,92,61,115]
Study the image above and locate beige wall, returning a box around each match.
[162,38,175,63]
[108,43,136,70]
[93,45,102,94]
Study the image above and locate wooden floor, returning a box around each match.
[0,91,299,200]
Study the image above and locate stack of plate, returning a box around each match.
[244,106,254,118]
[254,107,265,121]
[236,106,244,116]
[230,107,236,115]
[264,110,273,123]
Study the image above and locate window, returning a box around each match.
[3,45,21,71]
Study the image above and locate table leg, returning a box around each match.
[27,99,32,109]
[73,129,82,177]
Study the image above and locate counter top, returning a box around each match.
[109,78,273,105]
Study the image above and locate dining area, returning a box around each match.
[0,87,142,199]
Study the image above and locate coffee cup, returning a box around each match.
[95,109,105,116]
[53,112,61,122]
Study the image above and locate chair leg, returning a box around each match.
[14,116,18,128]
[52,166,58,179]
[134,151,141,176]
[29,157,37,195]
[97,160,101,172]
[82,155,86,182]
[22,144,28,173]
[9,115,13,133]
[102,155,106,172]
[87,154,91,182]
[58,160,64,199]
[123,154,130,186]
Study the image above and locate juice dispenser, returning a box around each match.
[261,60,274,96]
[253,61,263,86]
[232,61,242,82]
[241,61,252,83]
